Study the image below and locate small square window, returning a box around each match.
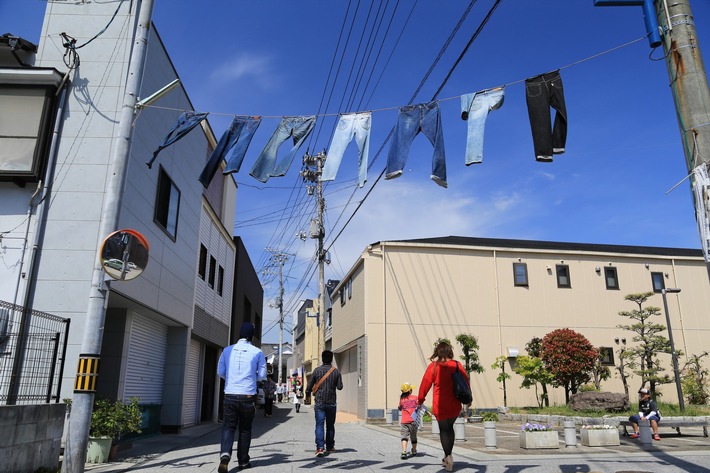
[599,347,615,366]
[217,265,224,296]
[556,264,571,288]
[513,262,528,287]
[198,245,207,280]
[208,256,216,288]
[651,272,665,293]
[604,267,619,290]
[154,166,180,240]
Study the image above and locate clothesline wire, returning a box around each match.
[141,33,648,121]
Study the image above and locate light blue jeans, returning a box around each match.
[250,115,316,182]
[385,101,447,188]
[322,112,371,187]
[460,89,504,165]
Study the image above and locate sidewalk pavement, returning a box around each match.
[82,403,710,473]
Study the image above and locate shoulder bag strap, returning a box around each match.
[312,366,336,394]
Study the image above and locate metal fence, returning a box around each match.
[0,299,70,405]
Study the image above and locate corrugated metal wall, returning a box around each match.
[124,315,167,404]
[182,338,202,426]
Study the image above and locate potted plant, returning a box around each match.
[70,397,142,463]
[519,422,559,449]
[580,424,620,447]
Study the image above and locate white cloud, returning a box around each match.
[210,53,274,87]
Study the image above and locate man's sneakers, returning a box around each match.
[654,434,661,441]
[326,447,336,453]
[237,463,252,471]
[218,456,229,473]
[401,451,408,460]
[629,432,640,439]
[410,448,417,456]
[315,448,325,457]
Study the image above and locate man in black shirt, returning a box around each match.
[306,350,343,457]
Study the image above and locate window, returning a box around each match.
[154,166,180,240]
[651,272,665,293]
[513,262,528,287]
[208,256,216,288]
[347,278,352,299]
[556,264,571,288]
[599,347,615,366]
[604,267,619,290]
[198,245,207,280]
[0,69,64,183]
[340,287,346,306]
[217,265,224,296]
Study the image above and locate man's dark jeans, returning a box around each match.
[314,403,337,450]
[221,395,256,465]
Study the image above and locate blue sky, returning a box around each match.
[4,0,709,343]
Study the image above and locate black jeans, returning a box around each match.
[265,397,274,416]
[525,70,567,161]
[221,394,256,465]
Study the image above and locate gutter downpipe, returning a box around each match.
[382,243,388,421]
[493,250,503,361]
[7,79,70,405]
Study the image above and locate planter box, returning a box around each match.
[519,430,559,449]
[581,428,620,447]
[86,437,112,463]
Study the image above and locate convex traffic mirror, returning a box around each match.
[100,229,149,281]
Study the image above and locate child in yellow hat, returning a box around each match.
[398,382,419,459]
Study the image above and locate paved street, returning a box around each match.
[82,402,710,473]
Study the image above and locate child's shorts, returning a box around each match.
[400,422,418,443]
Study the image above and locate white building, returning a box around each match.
[0,2,243,432]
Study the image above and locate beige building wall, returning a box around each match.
[330,238,710,419]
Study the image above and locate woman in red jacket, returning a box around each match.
[418,341,469,472]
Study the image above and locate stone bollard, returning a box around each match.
[639,419,652,445]
[564,420,577,448]
[431,415,440,435]
[386,410,393,425]
[454,417,466,441]
[484,421,497,449]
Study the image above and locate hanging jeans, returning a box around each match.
[386,101,447,188]
[322,112,371,187]
[147,111,209,168]
[460,89,504,165]
[525,70,567,162]
[198,116,261,187]
[250,115,316,183]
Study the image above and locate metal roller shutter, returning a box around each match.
[182,338,201,426]
[124,315,167,404]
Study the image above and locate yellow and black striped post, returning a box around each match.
[74,354,100,392]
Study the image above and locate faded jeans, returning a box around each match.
[250,115,316,182]
[199,116,261,187]
[385,101,447,188]
[220,394,256,465]
[460,89,504,165]
[314,402,337,450]
[322,112,371,187]
[525,70,567,162]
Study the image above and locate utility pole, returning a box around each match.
[63,1,154,472]
[265,249,289,388]
[301,152,327,356]
[595,0,710,275]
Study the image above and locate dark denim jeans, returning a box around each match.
[525,70,567,161]
[199,116,261,187]
[314,402,337,450]
[221,394,256,465]
[148,111,209,168]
